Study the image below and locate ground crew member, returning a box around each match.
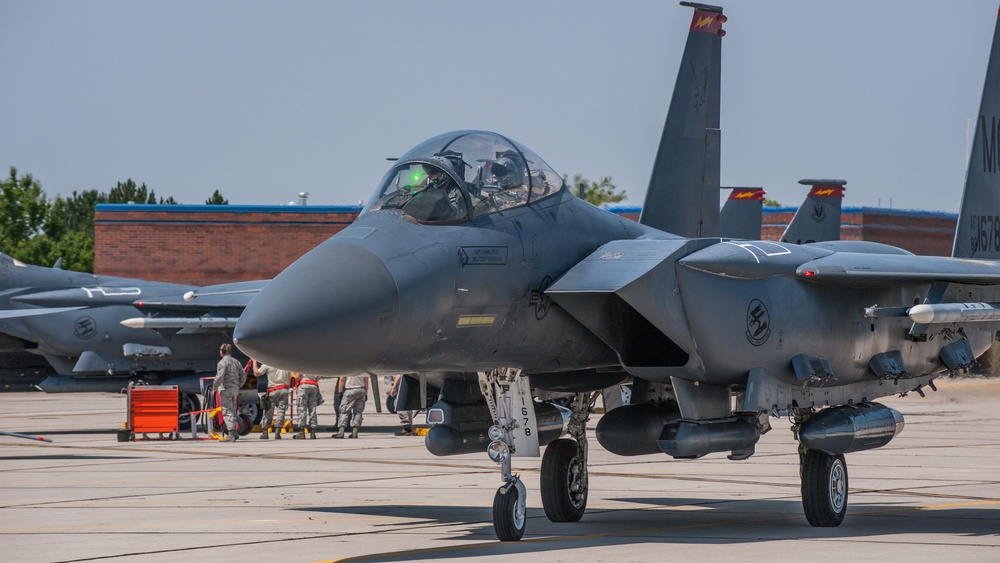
[214,343,246,442]
[293,374,321,439]
[254,360,293,439]
[334,374,368,439]
[390,374,416,436]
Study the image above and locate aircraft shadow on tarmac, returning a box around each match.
[294,499,998,560]
[1,454,133,461]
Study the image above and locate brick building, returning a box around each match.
[608,206,959,256]
[95,204,361,285]
[95,203,959,284]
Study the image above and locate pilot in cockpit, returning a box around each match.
[401,161,467,222]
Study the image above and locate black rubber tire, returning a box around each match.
[801,449,848,527]
[242,398,263,426]
[540,438,587,522]
[492,485,525,541]
[237,414,253,436]
[178,394,200,431]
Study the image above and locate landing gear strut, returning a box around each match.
[479,368,528,540]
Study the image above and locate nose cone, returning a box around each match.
[234,240,399,375]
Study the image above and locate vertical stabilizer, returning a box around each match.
[953,8,1000,258]
[639,2,725,237]
[720,187,764,239]
[781,179,846,244]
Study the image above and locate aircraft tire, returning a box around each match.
[801,449,848,527]
[178,393,200,431]
[540,438,587,522]
[492,485,525,541]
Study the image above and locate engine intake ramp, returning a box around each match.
[547,238,716,372]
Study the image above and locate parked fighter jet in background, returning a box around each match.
[781,179,847,244]
[720,187,765,239]
[235,1,1000,542]
[0,253,262,421]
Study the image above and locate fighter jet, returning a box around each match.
[0,252,263,422]
[234,1,1000,542]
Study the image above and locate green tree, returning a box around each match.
[562,174,627,206]
[205,189,228,205]
[1,170,179,272]
[764,198,782,207]
[0,167,50,255]
[108,179,158,204]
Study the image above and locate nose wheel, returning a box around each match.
[492,477,527,541]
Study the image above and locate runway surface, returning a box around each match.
[1,378,998,562]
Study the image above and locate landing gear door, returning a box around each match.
[504,376,539,458]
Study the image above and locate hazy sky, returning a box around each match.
[2,1,996,212]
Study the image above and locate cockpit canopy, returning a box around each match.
[364,130,565,223]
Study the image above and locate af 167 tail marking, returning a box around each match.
[953,9,1000,259]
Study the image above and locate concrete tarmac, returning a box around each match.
[1,378,998,562]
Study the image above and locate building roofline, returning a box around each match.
[95,204,364,213]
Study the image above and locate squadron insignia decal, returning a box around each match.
[74,316,97,340]
[811,204,827,223]
[745,299,771,346]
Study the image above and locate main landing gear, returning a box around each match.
[795,408,848,527]
[479,368,595,541]
[540,392,595,523]
[800,446,848,526]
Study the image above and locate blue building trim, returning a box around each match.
[95,204,364,213]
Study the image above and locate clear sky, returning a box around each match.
[1,0,996,212]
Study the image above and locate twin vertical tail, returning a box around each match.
[781,179,846,244]
[952,7,1000,258]
[639,2,725,237]
[720,187,765,239]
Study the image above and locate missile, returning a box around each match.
[907,302,1000,324]
[121,317,239,329]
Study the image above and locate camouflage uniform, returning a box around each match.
[337,375,368,431]
[258,364,293,437]
[214,353,246,439]
[391,374,416,436]
[296,378,321,432]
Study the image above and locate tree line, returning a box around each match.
[0,167,228,272]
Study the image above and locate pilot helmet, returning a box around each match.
[488,156,523,189]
